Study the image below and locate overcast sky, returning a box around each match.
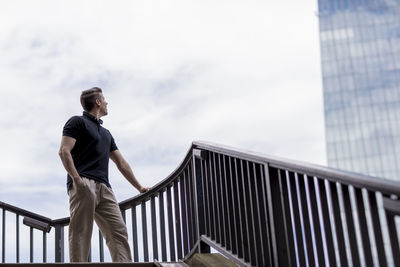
[0,0,324,219]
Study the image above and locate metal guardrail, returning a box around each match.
[1,141,400,266]
[0,201,52,263]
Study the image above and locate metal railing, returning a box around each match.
[1,141,400,266]
[0,202,52,263]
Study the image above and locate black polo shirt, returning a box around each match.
[63,111,118,189]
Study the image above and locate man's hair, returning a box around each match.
[80,87,102,112]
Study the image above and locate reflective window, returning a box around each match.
[319,0,400,181]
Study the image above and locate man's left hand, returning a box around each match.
[139,186,150,193]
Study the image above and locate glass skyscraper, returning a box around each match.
[318,0,400,180]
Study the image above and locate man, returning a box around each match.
[58,87,149,262]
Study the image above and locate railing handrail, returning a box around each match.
[2,140,400,266]
[3,140,399,225]
[117,140,400,213]
[0,144,195,230]
[0,201,52,224]
[119,144,194,210]
[193,140,400,195]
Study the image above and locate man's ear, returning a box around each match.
[95,98,101,106]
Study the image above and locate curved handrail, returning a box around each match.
[43,141,400,224]
[119,143,194,210]
[193,140,400,195]
[0,201,52,223]
[2,140,400,266]
[48,143,195,226]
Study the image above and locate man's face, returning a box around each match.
[98,93,108,117]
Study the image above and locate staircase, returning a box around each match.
[1,141,400,266]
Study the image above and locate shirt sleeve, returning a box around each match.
[62,116,83,140]
[110,135,118,152]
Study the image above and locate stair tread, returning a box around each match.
[0,263,155,267]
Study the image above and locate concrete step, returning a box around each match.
[1,262,189,267]
[1,254,236,267]
[154,260,188,267]
[0,263,155,267]
[185,254,237,267]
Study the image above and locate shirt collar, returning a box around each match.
[83,111,103,125]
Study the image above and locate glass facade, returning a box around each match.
[318,0,400,180]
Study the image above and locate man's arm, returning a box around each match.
[110,150,150,193]
[58,136,81,184]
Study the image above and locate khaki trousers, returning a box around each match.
[68,177,132,262]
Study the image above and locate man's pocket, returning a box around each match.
[69,177,88,197]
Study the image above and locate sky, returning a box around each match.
[0,0,325,219]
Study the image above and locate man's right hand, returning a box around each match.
[72,176,83,186]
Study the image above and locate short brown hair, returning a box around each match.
[80,87,103,112]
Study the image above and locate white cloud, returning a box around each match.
[0,0,325,218]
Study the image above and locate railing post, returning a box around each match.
[54,225,64,262]
[264,164,291,267]
[383,196,400,267]
[43,231,47,263]
[2,209,5,263]
[99,231,104,262]
[16,214,19,263]
[29,227,33,263]
[193,149,210,253]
